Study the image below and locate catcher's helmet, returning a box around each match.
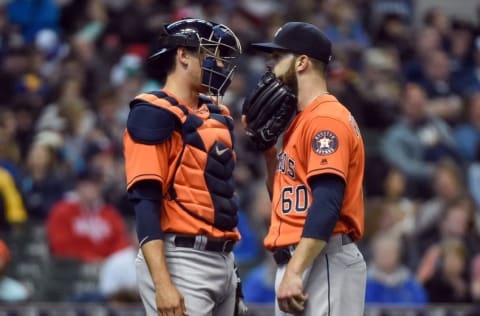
[149,18,242,96]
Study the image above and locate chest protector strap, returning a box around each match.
[140,91,238,231]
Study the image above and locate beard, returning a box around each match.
[277,58,298,98]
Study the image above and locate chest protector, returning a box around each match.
[128,91,238,231]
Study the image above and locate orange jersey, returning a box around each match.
[264,94,365,250]
[123,90,240,241]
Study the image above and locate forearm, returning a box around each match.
[141,239,173,289]
[263,146,277,198]
[288,175,344,274]
[287,237,326,275]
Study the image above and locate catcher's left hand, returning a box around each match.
[234,264,249,316]
[241,71,297,151]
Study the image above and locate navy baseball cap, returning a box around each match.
[250,22,332,64]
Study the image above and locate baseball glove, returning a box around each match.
[242,71,297,151]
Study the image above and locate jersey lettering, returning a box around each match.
[281,186,293,214]
[278,151,296,179]
[287,158,295,179]
[278,152,287,174]
[281,184,308,214]
[295,185,308,212]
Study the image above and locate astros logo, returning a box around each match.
[312,130,338,155]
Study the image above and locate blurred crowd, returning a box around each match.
[0,0,480,310]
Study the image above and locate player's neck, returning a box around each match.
[164,74,199,109]
[297,75,328,111]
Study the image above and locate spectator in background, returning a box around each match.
[468,162,480,212]
[34,28,69,83]
[108,0,166,47]
[465,95,480,207]
[0,239,29,302]
[415,159,467,237]
[416,197,480,285]
[471,254,480,303]
[454,92,480,163]
[365,233,427,305]
[423,239,472,303]
[381,83,459,199]
[326,50,400,131]
[324,1,370,57]
[94,88,125,146]
[46,167,130,263]
[448,20,476,75]
[368,0,414,32]
[371,12,413,63]
[404,27,442,83]
[452,35,480,95]
[109,51,146,122]
[326,61,367,127]
[10,96,40,159]
[0,6,20,61]
[422,7,451,51]
[355,47,402,129]
[74,0,108,45]
[0,166,27,229]
[15,47,51,102]
[0,47,33,106]
[20,133,71,220]
[362,168,416,243]
[361,169,417,266]
[6,0,59,42]
[82,132,132,217]
[98,227,139,303]
[68,33,106,104]
[36,76,96,174]
[36,75,92,131]
[0,108,21,180]
[417,49,463,125]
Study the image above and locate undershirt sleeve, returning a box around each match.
[302,174,345,241]
[128,180,164,245]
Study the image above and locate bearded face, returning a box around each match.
[277,57,298,98]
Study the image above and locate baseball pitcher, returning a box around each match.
[243,22,367,316]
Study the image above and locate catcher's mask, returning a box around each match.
[149,18,242,96]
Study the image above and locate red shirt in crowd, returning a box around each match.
[47,197,131,263]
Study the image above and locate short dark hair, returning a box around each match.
[147,47,198,84]
[310,58,327,74]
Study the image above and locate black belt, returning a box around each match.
[174,235,236,253]
[273,234,354,265]
[340,234,354,245]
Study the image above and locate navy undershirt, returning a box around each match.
[302,174,346,241]
[128,180,164,246]
[129,174,345,245]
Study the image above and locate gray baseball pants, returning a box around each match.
[274,235,367,316]
[135,234,237,316]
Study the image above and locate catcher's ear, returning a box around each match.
[177,47,191,67]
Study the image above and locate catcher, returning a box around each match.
[242,22,367,316]
[123,18,247,316]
